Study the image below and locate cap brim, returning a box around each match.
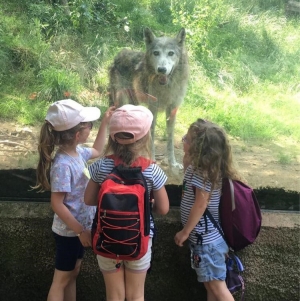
[80,107,101,122]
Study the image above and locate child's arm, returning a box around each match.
[152,186,169,215]
[84,179,99,206]
[90,106,115,159]
[174,187,209,246]
[51,192,91,247]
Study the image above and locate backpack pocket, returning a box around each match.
[96,209,142,258]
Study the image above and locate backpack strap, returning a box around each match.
[204,208,228,246]
[204,177,234,248]
[232,254,244,272]
[191,181,225,245]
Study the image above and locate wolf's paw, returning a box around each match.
[170,161,183,169]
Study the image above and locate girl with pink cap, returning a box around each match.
[85,104,170,301]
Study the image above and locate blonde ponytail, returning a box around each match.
[33,122,55,192]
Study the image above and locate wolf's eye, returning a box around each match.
[168,51,174,56]
[153,51,159,56]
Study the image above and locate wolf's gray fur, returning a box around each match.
[108,28,189,168]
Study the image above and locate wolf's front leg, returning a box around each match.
[166,106,183,169]
[149,104,158,161]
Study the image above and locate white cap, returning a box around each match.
[45,99,101,131]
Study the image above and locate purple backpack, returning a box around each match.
[205,178,262,252]
[204,178,261,299]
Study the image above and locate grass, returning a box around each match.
[0,0,299,148]
[277,152,293,165]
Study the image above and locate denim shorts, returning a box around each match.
[189,237,229,282]
[97,239,152,273]
[53,232,84,271]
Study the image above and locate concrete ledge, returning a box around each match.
[0,202,299,301]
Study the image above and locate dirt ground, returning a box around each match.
[0,119,299,192]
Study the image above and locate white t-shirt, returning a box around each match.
[50,146,96,236]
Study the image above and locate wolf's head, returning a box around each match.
[144,28,186,85]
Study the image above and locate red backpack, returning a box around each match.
[92,156,152,260]
[205,178,262,252]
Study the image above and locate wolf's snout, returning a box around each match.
[158,67,167,74]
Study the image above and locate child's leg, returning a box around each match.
[97,255,126,301]
[97,239,152,301]
[123,239,152,301]
[48,233,84,301]
[124,270,147,301]
[47,266,80,301]
[190,238,231,301]
[64,259,82,301]
[203,283,218,301]
[204,280,234,301]
[102,268,126,301]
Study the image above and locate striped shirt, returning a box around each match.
[89,156,168,237]
[180,165,222,245]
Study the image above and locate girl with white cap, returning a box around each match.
[34,99,114,301]
[85,104,170,301]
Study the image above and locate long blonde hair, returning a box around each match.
[188,119,242,191]
[33,121,89,192]
[104,132,152,166]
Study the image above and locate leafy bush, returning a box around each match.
[37,67,81,102]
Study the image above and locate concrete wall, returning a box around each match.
[0,202,299,301]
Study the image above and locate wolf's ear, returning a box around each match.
[177,28,186,45]
[144,27,156,45]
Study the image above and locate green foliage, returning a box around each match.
[171,0,228,56]
[27,3,70,38]
[0,0,299,147]
[0,47,9,86]
[37,67,81,102]
[0,9,50,91]
[170,0,299,95]
[0,97,48,124]
[150,0,173,25]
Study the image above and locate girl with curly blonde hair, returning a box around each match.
[175,118,242,301]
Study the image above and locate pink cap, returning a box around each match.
[45,99,101,131]
[109,104,153,144]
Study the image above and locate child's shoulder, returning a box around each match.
[185,167,206,183]
[143,161,166,177]
[52,151,70,165]
[76,145,92,159]
[92,156,114,167]
[89,156,115,178]
[184,165,195,176]
[185,164,193,172]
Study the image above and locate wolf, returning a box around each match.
[108,27,189,168]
